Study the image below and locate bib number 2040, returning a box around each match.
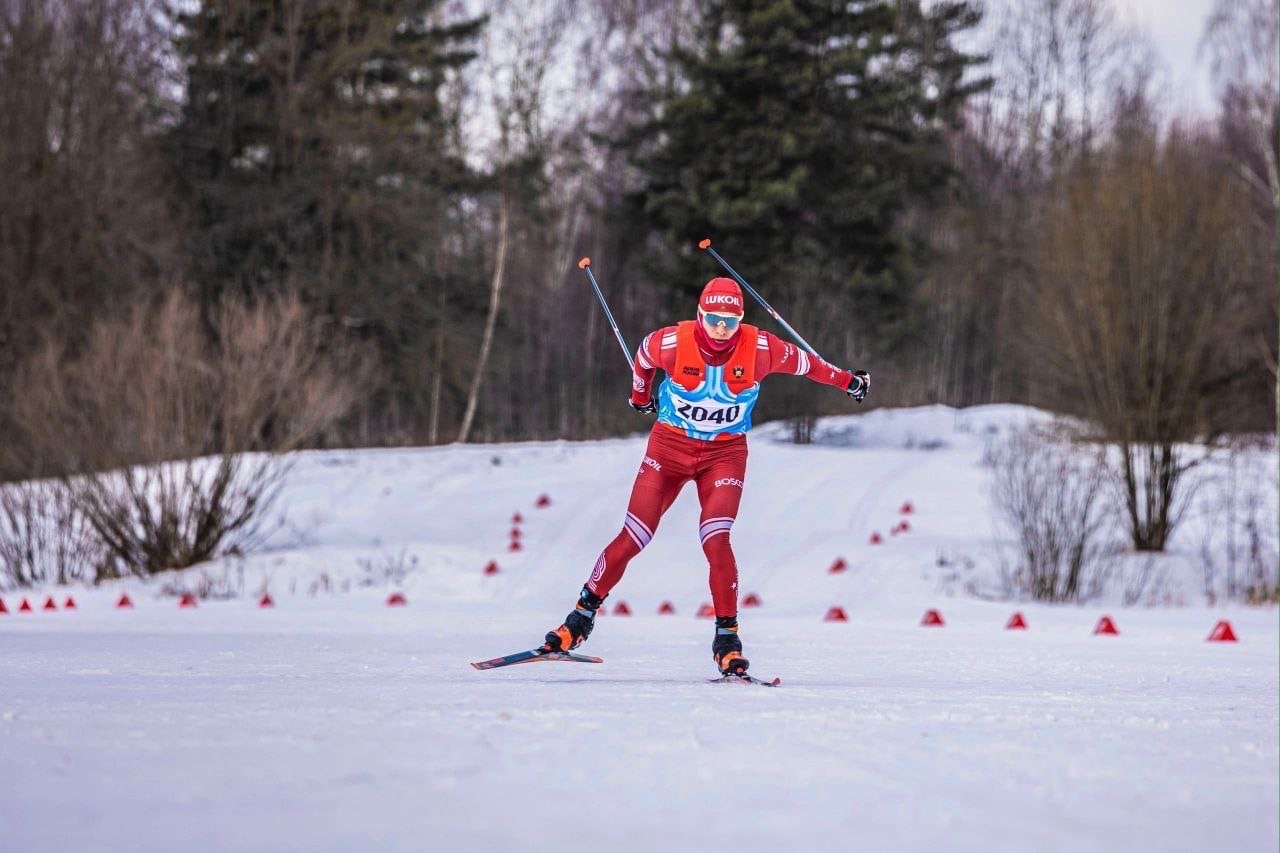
[675,401,742,426]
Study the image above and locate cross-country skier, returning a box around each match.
[541,276,871,676]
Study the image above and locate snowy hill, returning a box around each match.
[1,405,1276,853]
[137,402,1270,614]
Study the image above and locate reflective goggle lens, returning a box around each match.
[702,311,742,331]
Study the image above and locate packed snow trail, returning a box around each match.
[0,599,1276,853]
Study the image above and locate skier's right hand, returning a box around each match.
[629,397,657,415]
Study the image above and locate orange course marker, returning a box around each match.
[577,257,591,269]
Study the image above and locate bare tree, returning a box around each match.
[456,0,584,442]
[1029,117,1257,550]
[1202,0,1280,219]
[1201,0,1279,447]
[0,0,183,398]
[911,0,1159,410]
[459,195,510,443]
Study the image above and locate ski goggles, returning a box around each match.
[700,310,743,331]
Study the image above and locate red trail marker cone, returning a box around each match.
[824,605,849,623]
[613,601,632,616]
[696,603,716,618]
[508,540,522,553]
[510,527,522,540]
[898,521,911,534]
[535,494,552,508]
[829,557,847,574]
[742,592,762,607]
[63,597,77,610]
[178,593,198,609]
[869,532,883,545]
[386,592,407,607]
[1005,612,1028,630]
[900,501,914,514]
[1207,620,1238,642]
[1093,615,1119,636]
[921,608,945,627]
[18,598,32,612]
[116,593,134,609]
[657,601,676,615]
[483,560,500,576]
[259,594,274,608]
[0,598,8,614]
[42,596,58,612]
[511,512,523,524]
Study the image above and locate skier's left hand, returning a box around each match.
[629,397,657,415]
[846,370,871,402]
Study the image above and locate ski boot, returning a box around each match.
[712,616,750,675]
[542,585,606,652]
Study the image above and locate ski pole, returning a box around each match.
[698,238,823,359]
[578,257,634,371]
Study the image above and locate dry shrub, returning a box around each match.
[0,287,373,583]
[0,480,104,589]
[71,456,284,578]
[991,424,1118,602]
[214,295,372,452]
[1196,439,1279,605]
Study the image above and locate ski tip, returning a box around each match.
[578,256,591,269]
[697,238,711,250]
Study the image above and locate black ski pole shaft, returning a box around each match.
[578,257,635,371]
[698,238,823,360]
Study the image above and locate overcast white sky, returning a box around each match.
[1108,0,1220,115]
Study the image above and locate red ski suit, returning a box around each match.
[585,322,853,617]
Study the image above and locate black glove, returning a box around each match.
[629,397,656,414]
[846,370,871,402]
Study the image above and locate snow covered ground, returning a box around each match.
[1,405,1277,852]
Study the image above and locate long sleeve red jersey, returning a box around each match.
[629,325,854,408]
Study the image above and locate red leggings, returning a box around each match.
[586,425,748,617]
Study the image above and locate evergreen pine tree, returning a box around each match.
[627,0,988,368]
[171,0,484,437]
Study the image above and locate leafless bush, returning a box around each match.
[0,480,105,589]
[356,547,418,587]
[991,424,1119,602]
[159,559,246,601]
[1196,440,1279,604]
[1114,553,1165,607]
[2,288,370,579]
[214,295,374,453]
[72,456,285,577]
